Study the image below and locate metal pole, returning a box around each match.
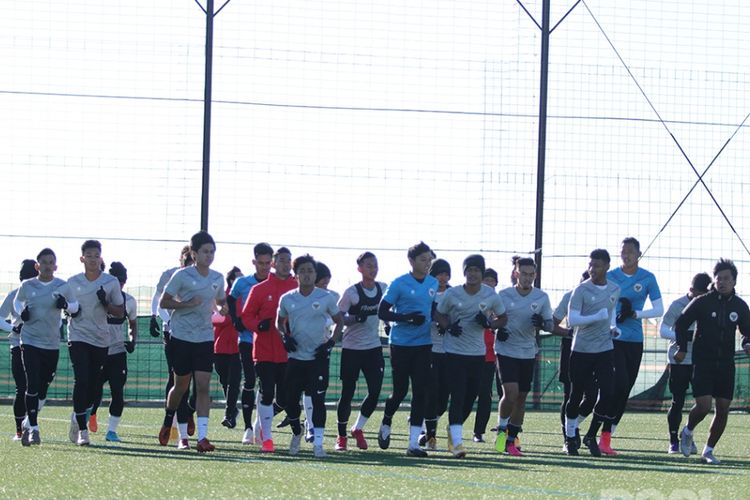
[200,0,214,232]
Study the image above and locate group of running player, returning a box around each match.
[4,233,749,465]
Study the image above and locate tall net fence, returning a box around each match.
[1,0,750,409]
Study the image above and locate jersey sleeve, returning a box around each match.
[382,279,400,306]
[338,286,355,313]
[542,294,553,320]
[126,295,138,320]
[648,273,662,301]
[108,279,125,306]
[277,295,289,319]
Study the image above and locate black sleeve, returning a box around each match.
[674,297,700,353]
[738,301,750,348]
[378,300,396,322]
[226,295,238,322]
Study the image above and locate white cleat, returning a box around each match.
[76,429,90,446]
[242,427,255,445]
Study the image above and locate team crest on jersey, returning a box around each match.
[479,302,487,312]
[31,291,36,297]
[730,312,738,322]
[530,302,539,312]
[609,295,616,304]
[312,302,320,310]
[634,283,643,293]
[211,283,219,290]
[428,288,436,297]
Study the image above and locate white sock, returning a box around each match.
[610,423,617,436]
[409,425,422,449]
[683,426,693,436]
[380,424,391,439]
[259,404,274,442]
[565,416,578,438]
[31,425,39,431]
[314,427,324,447]
[353,413,368,431]
[197,416,209,440]
[303,395,313,428]
[703,445,713,455]
[498,416,510,431]
[450,424,463,447]
[178,423,189,439]
[108,415,121,433]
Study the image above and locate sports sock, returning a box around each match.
[178,423,188,439]
[197,416,209,440]
[108,415,121,433]
[507,423,521,441]
[669,430,679,444]
[408,425,422,449]
[425,418,437,438]
[498,416,510,431]
[449,424,463,447]
[290,418,302,435]
[314,427,324,447]
[380,424,391,439]
[163,409,176,428]
[303,395,313,428]
[382,413,393,427]
[259,403,274,441]
[565,416,578,438]
[338,421,348,438]
[354,413,368,431]
[703,445,713,455]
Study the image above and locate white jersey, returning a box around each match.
[495,287,552,359]
[164,266,225,343]
[67,272,125,348]
[108,292,138,355]
[438,284,506,356]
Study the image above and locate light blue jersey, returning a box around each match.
[229,274,262,343]
[607,267,661,343]
[382,273,438,347]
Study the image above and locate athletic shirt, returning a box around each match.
[67,272,125,348]
[339,282,386,350]
[229,273,262,343]
[153,266,179,325]
[213,287,240,355]
[438,284,506,356]
[0,289,22,349]
[553,290,573,353]
[569,280,620,354]
[278,287,340,361]
[662,295,693,364]
[15,278,73,350]
[430,292,447,353]
[164,266,225,343]
[607,267,662,343]
[383,272,438,347]
[107,292,137,355]
[495,287,552,359]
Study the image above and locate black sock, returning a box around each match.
[669,430,679,444]
[290,418,302,435]
[586,416,603,439]
[507,423,521,441]
[163,408,176,428]
[425,418,437,438]
[338,421,348,438]
[382,414,393,427]
[15,417,24,433]
[241,389,255,429]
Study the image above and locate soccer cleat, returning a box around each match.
[276,416,290,429]
[701,450,721,465]
[417,433,428,447]
[89,414,98,433]
[679,427,693,457]
[305,429,314,444]
[334,436,347,452]
[505,441,523,457]
[77,429,90,446]
[598,431,617,456]
[30,429,41,446]
[242,427,255,445]
[377,425,391,450]
[221,409,239,429]
[690,441,698,455]
[187,415,196,436]
[445,425,454,452]
[313,445,327,458]
[583,435,601,457]
[351,428,368,450]
[158,425,172,446]
[494,429,507,453]
[105,431,121,442]
[21,429,31,447]
[289,433,302,455]
[426,436,437,451]
[69,412,79,444]
[261,439,275,453]
[177,438,190,450]
[565,437,579,456]
[13,431,23,442]
[452,444,467,459]
[473,434,485,443]
[196,438,215,453]
[22,416,30,431]
[406,447,428,458]
[668,442,680,454]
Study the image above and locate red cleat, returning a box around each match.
[261,439,275,453]
[351,428,368,450]
[334,436,348,452]
[599,432,617,456]
[187,416,196,437]
[158,425,171,446]
[177,438,190,450]
[196,438,215,453]
[89,414,98,433]
[505,442,524,457]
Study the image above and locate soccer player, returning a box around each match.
[158,231,227,453]
[90,261,138,442]
[564,249,620,457]
[1,259,38,440]
[334,251,388,452]
[606,237,663,454]
[240,246,298,452]
[435,254,507,458]
[471,267,500,443]
[494,257,553,456]
[228,242,273,445]
[278,254,344,458]
[377,241,438,457]
[66,240,124,445]
[660,272,710,454]
[675,259,750,464]
[213,267,243,431]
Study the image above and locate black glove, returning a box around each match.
[233,316,246,332]
[475,312,491,329]
[565,328,574,339]
[125,340,135,353]
[355,313,369,323]
[437,323,447,335]
[149,315,161,337]
[20,306,30,322]
[257,318,272,332]
[55,295,68,310]
[447,320,463,337]
[315,338,336,360]
[403,312,426,326]
[12,323,23,335]
[96,286,108,307]
[495,327,510,342]
[282,334,297,353]
[383,322,391,336]
[616,297,634,323]
[531,313,544,328]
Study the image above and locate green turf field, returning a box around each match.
[1,407,747,498]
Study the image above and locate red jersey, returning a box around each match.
[214,289,239,354]
[240,273,298,363]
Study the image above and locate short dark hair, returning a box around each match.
[190,231,215,252]
[180,245,193,267]
[37,248,56,261]
[516,257,536,269]
[691,272,711,293]
[81,240,101,254]
[19,259,38,281]
[109,261,128,283]
[713,258,737,280]
[590,248,610,264]
[408,241,432,260]
[357,251,376,266]
[293,254,316,273]
[315,261,331,282]
[226,266,242,288]
[622,237,640,252]
[274,246,292,261]
[511,255,521,266]
[483,268,498,282]
[254,242,274,258]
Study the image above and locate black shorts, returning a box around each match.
[340,346,384,383]
[668,363,692,398]
[170,338,214,376]
[496,354,534,393]
[559,337,572,383]
[692,361,734,400]
[101,352,128,387]
[287,357,330,395]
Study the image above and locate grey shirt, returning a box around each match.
[67,272,125,348]
[662,295,693,365]
[1,289,21,349]
[430,291,447,353]
[568,280,620,353]
[438,284,506,356]
[164,266,225,343]
[153,266,179,325]
[338,282,386,350]
[278,287,339,361]
[553,291,572,324]
[495,286,552,359]
[108,292,138,355]
[16,278,74,350]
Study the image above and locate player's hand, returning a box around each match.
[125,340,136,354]
[437,323,446,335]
[383,322,391,336]
[610,327,621,338]
[674,351,686,363]
[616,297,634,323]
[257,318,271,332]
[233,316,246,332]
[404,312,426,326]
[565,328,574,339]
[20,306,30,322]
[12,323,23,334]
[531,313,544,328]
[447,320,463,337]
[495,327,509,342]
[355,313,368,323]
[314,338,335,359]
[96,286,109,307]
[282,334,298,353]
[475,312,491,329]
[55,295,68,310]
[149,315,161,337]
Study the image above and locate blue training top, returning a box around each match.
[607,267,661,343]
[229,274,261,343]
[382,272,438,347]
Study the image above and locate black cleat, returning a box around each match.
[582,435,601,457]
[565,437,579,456]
